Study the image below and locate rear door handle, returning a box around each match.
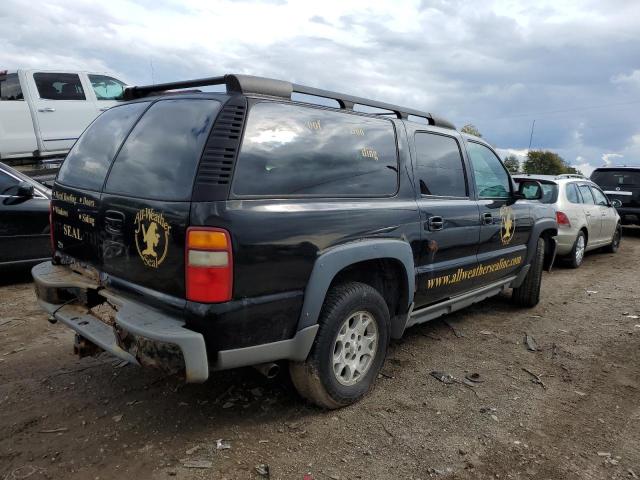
[104,210,125,235]
[482,212,493,225]
[38,107,56,112]
[426,216,444,231]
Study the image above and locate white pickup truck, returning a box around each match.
[0,69,127,164]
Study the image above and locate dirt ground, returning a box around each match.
[1,230,639,480]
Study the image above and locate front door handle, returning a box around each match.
[426,216,444,231]
[482,212,493,225]
[38,107,56,113]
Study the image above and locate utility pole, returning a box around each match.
[528,119,536,151]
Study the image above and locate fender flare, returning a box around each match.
[297,239,415,332]
[524,219,558,266]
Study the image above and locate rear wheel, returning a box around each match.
[512,237,544,308]
[289,282,390,409]
[566,231,586,269]
[604,225,621,253]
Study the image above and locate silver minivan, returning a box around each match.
[514,174,621,267]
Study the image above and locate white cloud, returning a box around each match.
[602,153,623,166]
[611,69,640,87]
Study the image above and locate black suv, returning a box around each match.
[32,74,557,408]
[591,166,640,225]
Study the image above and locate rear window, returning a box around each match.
[591,169,640,186]
[232,102,398,197]
[104,99,220,201]
[57,102,149,191]
[514,180,558,204]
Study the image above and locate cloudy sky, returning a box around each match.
[2,0,639,174]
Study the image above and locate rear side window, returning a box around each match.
[104,99,220,201]
[0,73,23,100]
[34,72,86,100]
[578,184,595,204]
[566,183,581,204]
[57,102,149,191]
[232,102,398,197]
[591,170,639,186]
[414,132,467,197]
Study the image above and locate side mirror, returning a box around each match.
[16,181,35,198]
[514,180,543,201]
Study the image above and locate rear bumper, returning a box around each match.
[555,230,577,256]
[32,261,209,382]
[31,261,319,381]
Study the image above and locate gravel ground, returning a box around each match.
[1,229,639,480]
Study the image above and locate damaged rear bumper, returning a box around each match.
[32,261,209,383]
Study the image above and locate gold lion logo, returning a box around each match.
[500,205,515,245]
[134,208,171,268]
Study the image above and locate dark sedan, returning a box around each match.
[0,162,51,267]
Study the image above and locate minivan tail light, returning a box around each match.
[185,227,232,303]
[556,211,571,227]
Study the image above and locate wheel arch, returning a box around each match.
[297,239,415,338]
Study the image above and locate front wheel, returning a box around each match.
[512,237,545,308]
[604,225,621,253]
[289,282,390,409]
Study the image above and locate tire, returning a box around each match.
[512,237,545,308]
[566,231,586,269]
[289,281,390,409]
[604,225,621,253]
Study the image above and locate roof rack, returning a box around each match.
[123,73,456,130]
[555,174,585,180]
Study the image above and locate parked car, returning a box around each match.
[0,69,127,165]
[32,74,557,408]
[0,162,51,267]
[590,166,640,226]
[514,174,621,268]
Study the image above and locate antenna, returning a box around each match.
[528,119,536,151]
[149,59,155,85]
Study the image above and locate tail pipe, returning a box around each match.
[253,362,280,379]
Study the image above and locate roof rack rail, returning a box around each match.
[555,174,585,179]
[123,74,456,130]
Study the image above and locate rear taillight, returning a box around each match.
[556,211,571,227]
[185,227,232,303]
[49,202,54,253]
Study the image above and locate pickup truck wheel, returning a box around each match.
[289,282,390,409]
[512,237,544,308]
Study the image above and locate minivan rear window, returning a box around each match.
[591,169,639,186]
[232,102,398,197]
[104,99,220,201]
[57,102,149,191]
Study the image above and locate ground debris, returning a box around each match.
[430,371,455,384]
[216,439,231,450]
[182,459,212,469]
[524,333,538,351]
[38,427,68,434]
[522,368,547,389]
[444,319,464,337]
[255,463,270,477]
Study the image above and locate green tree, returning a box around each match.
[523,150,581,175]
[461,124,482,137]
[502,154,520,174]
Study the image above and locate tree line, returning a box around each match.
[460,124,582,176]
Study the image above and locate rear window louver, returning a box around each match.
[192,96,247,201]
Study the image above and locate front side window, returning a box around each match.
[57,102,149,191]
[414,132,467,197]
[590,186,609,206]
[0,73,23,100]
[578,184,595,204]
[34,72,86,100]
[566,183,582,204]
[89,74,126,100]
[232,102,398,197]
[105,99,220,201]
[466,142,511,199]
[0,171,19,195]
